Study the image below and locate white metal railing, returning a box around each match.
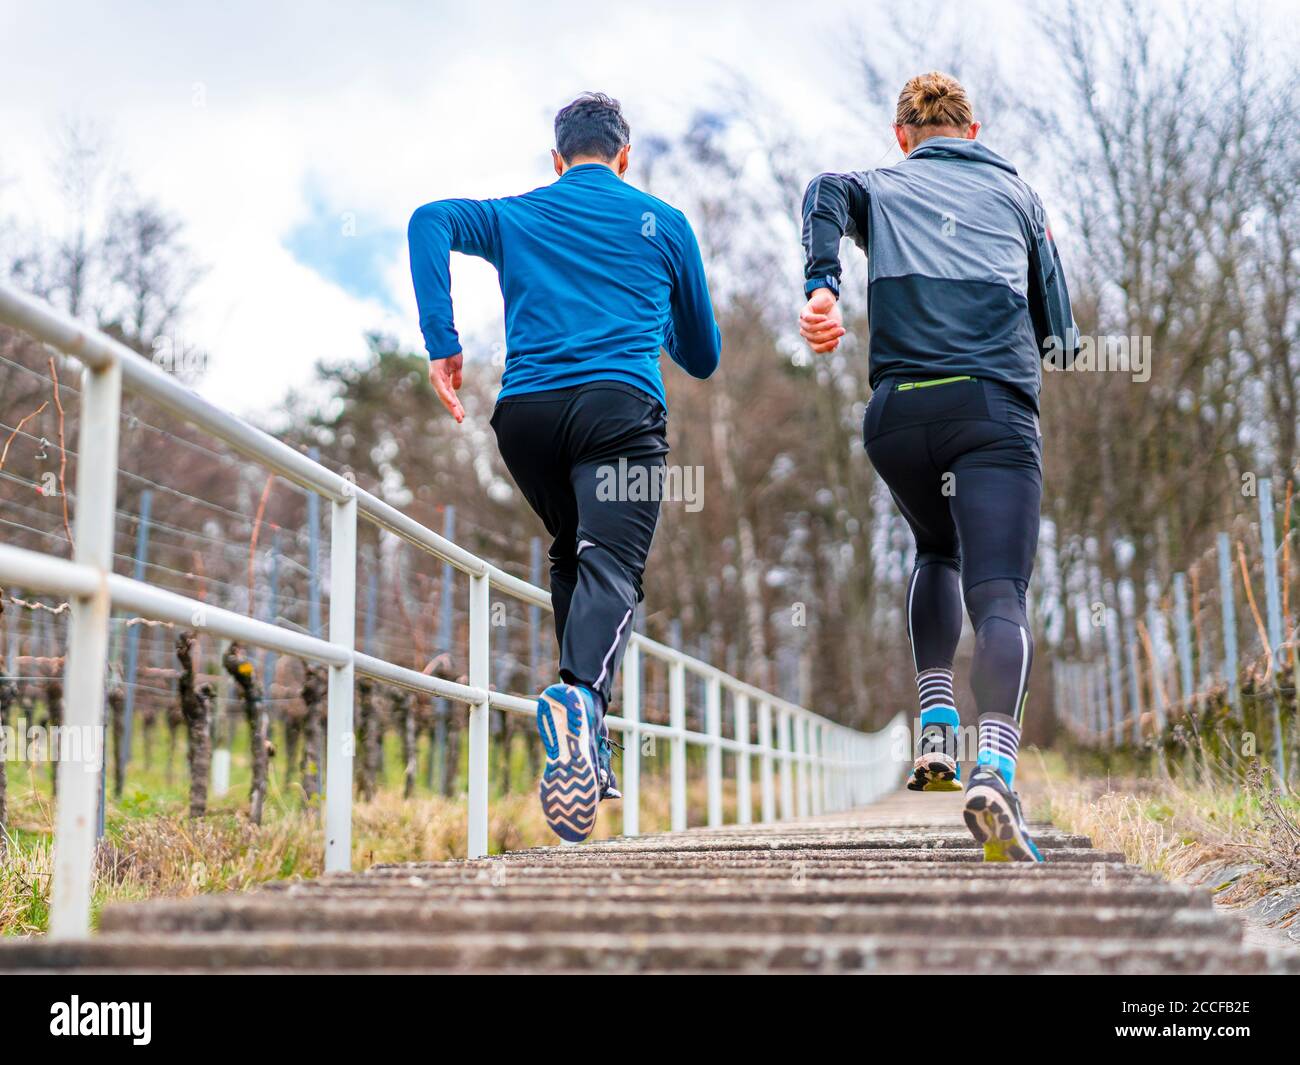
[0,283,906,940]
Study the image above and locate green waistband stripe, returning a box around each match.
[896,375,973,392]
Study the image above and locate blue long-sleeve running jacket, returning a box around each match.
[409,163,721,409]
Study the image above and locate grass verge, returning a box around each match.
[1024,749,1300,922]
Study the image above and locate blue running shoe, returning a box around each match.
[962,766,1044,862]
[536,683,600,842]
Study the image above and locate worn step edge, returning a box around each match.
[99,899,1238,941]
[0,932,1270,975]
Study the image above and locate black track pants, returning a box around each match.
[491,382,668,705]
[863,375,1042,725]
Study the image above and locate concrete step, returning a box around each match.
[0,931,1272,975]
[441,831,1096,855]
[362,848,1127,870]
[250,881,1208,909]
[100,897,1239,941]
[0,789,1265,975]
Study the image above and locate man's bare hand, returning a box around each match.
[799,289,845,354]
[429,353,465,423]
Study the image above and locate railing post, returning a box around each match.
[824,728,836,812]
[669,660,687,831]
[834,730,845,812]
[778,708,794,820]
[621,640,640,837]
[324,492,357,872]
[50,358,121,940]
[734,692,751,825]
[706,675,723,827]
[794,715,809,817]
[820,724,832,813]
[758,699,775,823]
[810,721,824,816]
[467,571,490,857]
[853,732,863,806]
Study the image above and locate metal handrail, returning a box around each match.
[0,282,905,940]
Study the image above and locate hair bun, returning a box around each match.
[896,72,973,129]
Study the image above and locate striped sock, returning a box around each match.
[977,712,1021,787]
[916,668,958,765]
[916,668,958,729]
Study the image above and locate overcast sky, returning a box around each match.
[0,0,1281,416]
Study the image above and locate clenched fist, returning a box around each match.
[799,289,845,354]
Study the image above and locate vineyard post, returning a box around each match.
[1079,663,1088,740]
[1124,618,1143,747]
[1257,479,1286,770]
[758,698,775,823]
[357,552,378,801]
[1173,572,1198,775]
[1217,532,1240,711]
[119,487,152,794]
[1096,661,1110,749]
[98,620,124,838]
[620,638,640,836]
[1067,663,1080,740]
[260,526,281,711]
[734,691,751,825]
[1063,663,1079,743]
[466,569,490,857]
[1077,662,1087,740]
[706,674,722,827]
[1173,574,1192,705]
[1050,666,1062,738]
[1146,603,1168,737]
[1076,663,1086,743]
[211,640,231,797]
[50,356,121,941]
[323,491,357,872]
[1071,664,1082,740]
[1105,593,1125,747]
[1086,662,1099,746]
[4,589,15,672]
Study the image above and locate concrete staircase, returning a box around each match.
[2,792,1291,973]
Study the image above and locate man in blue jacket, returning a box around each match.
[409,92,721,842]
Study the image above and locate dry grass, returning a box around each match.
[0,763,709,936]
[1025,750,1300,915]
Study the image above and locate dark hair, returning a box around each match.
[554,92,630,162]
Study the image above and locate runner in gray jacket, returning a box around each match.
[799,72,1078,863]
